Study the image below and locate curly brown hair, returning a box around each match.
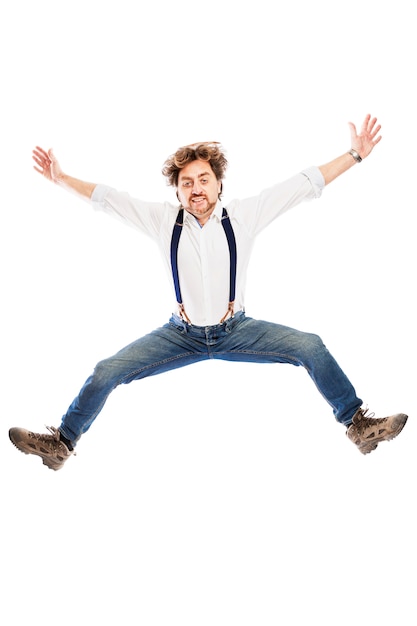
[162,142,228,193]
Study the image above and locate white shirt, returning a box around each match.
[91,166,324,326]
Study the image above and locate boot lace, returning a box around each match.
[356,407,386,429]
[45,425,60,440]
[46,426,76,455]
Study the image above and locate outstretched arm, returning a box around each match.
[318,114,382,185]
[32,146,97,199]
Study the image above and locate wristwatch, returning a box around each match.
[348,149,362,163]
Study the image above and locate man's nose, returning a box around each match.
[192,181,203,194]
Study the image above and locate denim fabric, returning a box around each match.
[59,311,361,443]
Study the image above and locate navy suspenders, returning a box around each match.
[170,209,185,318]
[220,208,237,322]
[170,207,237,324]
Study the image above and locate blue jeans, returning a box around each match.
[59,311,362,443]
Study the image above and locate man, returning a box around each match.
[9,114,408,470]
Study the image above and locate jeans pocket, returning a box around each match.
[225,310,245,333]
[169,315,187,334]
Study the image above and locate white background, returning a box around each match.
[1,1,415,624]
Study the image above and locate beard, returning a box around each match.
[184,196,217,221]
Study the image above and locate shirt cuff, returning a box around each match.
[91,184,113,203]
[301,166,325,197]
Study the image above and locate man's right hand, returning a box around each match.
[32,146,63,183]
[32,146,96,198]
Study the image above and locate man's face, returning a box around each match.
[177,159,222,225]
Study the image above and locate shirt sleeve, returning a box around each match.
[228,166,325,236]
[90,184,173,239]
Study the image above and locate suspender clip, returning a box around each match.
[219,301,235,324]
